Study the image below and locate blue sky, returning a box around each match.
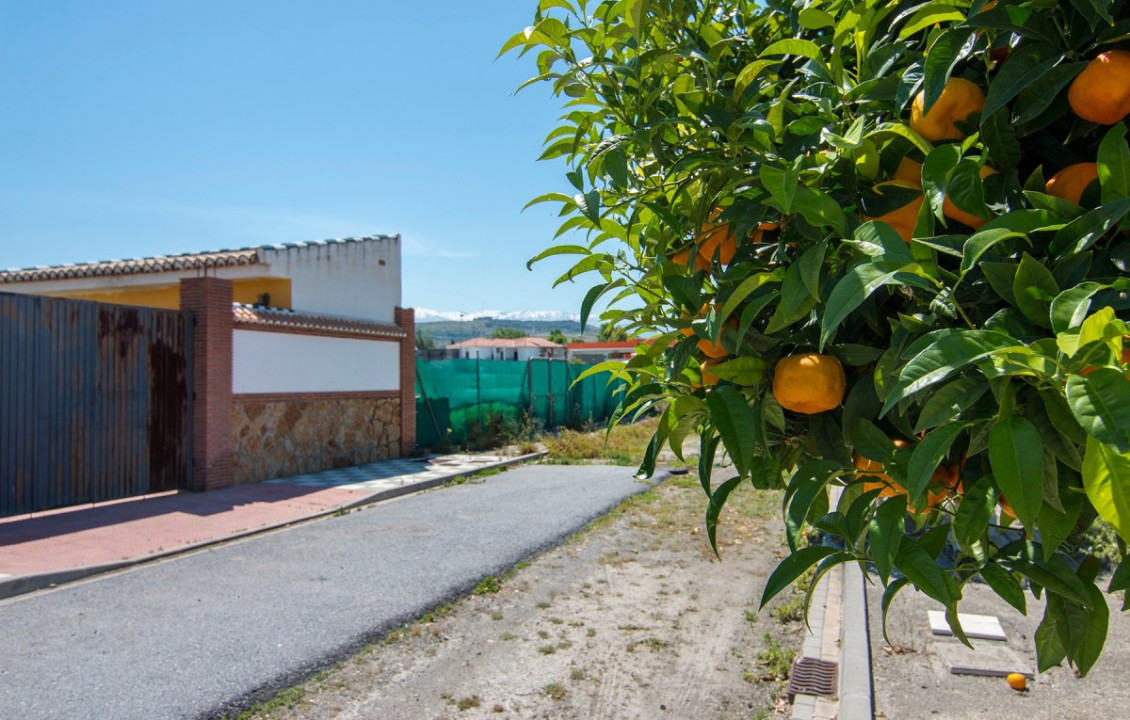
[0,1,590,317]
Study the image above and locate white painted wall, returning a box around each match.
[262,237,401,322]
[233,330,399,394]
[456,346,557,362]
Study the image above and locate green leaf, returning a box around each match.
[793,187,849,235]
[1098,123,1130,203]
[1050,282,1107,334]
[765,246,823,334]
[851,221,915,263]
[869,494,907,585]
[955,477,997,548]
[1013,252,1060,328]
[959,228,1028,277]
[881,330,1022,415]
[759,545,840,609]
[1074,581,1109,676]
[1008,558,1091,606]
[820,261,932,350]
[980,562,1026,615]
[705,476,744,558]
[895,538,955,605]
[760,38,825,63]
[784,460,842,551]
[760,165,796,213]
[579,279,624,334]
[1038,486,1082,557]
[989,415,1044,531]
[527,244,590,270]
[1066,370,1130,454]
[710,356,770,386]
[1035,598,1069,671]
[914,377,990,433]
[921,27,976,111]
[705,386,758,478]
[907,423,965,504]
[880,577,912,647]
[1050,197,1130,257]
[982,43,1064,121]
[698,430,720,496]
[1082,436,1130,542]
[719,270,784,324]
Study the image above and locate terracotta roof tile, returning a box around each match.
[232,304,406,339]
[0,235,396,283]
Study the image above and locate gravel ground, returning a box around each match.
[229,474,806,720]
[869,571,1130,720]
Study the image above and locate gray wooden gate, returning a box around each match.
[0,292,192,516]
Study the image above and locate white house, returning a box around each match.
[449,337,566,362]
[0,235,415,488]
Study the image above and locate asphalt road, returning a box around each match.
[0,464,656,720]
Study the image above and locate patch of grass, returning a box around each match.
[536,601,552,609]
[500,632,518,641]
[758,633,794,680]
[542,417,658,466]
[744,609,758,627]
[473,466,503,479]
[474,575,502,595]
[538,644,557,655]
[771,596,805,624]
[222,672,327,720]
[570,668,585,681]
[543,683,568,701]
[490,611,504,621]
[537,630,550,639]
[454,695,482,711]
[548,617,564,625]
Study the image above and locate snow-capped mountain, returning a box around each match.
[415,308,580,323]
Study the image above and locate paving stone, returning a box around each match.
[927,610,1008,641]
[934,641,1033,678]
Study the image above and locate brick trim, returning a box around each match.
[395,306,416,457]
[233,390,399,403]
[180,277,234,492]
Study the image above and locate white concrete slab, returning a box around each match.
[934,642,1034,678]
[928,610,1007,641]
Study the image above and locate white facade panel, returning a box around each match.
[233,330,399,394]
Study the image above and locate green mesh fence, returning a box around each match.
[415,358,627,448]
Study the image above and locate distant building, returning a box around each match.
[448,337,566,361]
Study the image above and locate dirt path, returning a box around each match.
[230,475,805,720]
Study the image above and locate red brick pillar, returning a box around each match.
[395,306,416,457]
[180,277,234,491]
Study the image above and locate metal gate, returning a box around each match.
[0,292,192,516]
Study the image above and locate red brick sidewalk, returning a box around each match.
[0,483,366,578]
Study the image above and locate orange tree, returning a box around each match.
[503,0,1130,674]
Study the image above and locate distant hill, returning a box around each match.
[415,317,597,347]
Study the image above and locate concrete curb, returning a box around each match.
[0,452,548,602]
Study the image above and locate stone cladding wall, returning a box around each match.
[231,393,400,484]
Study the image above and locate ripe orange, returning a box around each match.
[1068,50,1130,125]
[700,360,721,386]
[1006,673,1027,691]
[943,165,997,229]
[864,181,924,242]
[910,77,985,141]
[772,353,846,414]
[671,246,709,271]
[1046,163,1099,205]
[893,157,923,186]
[695,208,738,267]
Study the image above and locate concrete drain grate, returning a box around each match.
[786,656,838,699]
